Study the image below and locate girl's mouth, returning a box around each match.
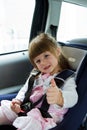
[44,65,51,70]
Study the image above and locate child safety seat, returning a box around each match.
[50,52,87,130]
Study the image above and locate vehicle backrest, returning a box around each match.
[59,43,87,70]
[51,52,87,130]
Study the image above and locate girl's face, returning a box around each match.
[33,50,60,75]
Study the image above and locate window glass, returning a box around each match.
[0,0,35,54]
[57,2,87,42]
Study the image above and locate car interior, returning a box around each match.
[0,0,87,130]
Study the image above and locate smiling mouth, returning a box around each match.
[44,65,50,70]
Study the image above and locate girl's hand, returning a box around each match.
[46,79,64,107]
[10,99,22,113]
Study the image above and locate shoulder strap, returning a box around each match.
[40,69,75,117]
[54,69,75,88]
[56,69,75,80]
[22,69,41,104]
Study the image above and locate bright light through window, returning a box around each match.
[0,0,35,54]
[57,2,87,42]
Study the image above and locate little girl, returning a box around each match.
[0,33,78,130]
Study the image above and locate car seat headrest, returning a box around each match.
[60,46,86,70]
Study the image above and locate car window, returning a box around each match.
[57,2,87,41]
[0,0,35,54]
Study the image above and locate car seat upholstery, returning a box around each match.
[58,41,87,70]
[50,52,87,130]
[0,93,17,102]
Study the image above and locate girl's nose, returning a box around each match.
[41,59,46,65]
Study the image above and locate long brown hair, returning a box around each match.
[28,33,71,70]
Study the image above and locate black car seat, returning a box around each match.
[51,52,87,130]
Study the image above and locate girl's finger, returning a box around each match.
[50,79,56,87]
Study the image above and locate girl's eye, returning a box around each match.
[35,59,40,64]
[44,54,49,58]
